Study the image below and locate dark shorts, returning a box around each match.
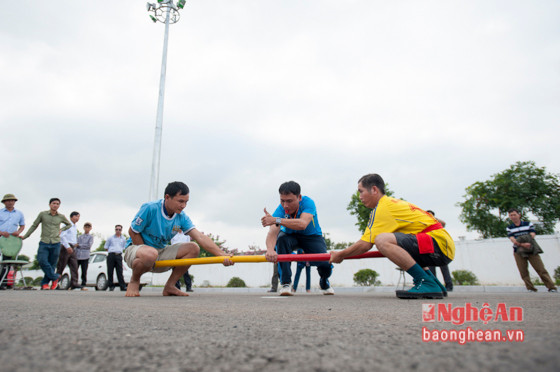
[394,233,452,267]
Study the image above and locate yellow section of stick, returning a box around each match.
[154,255,267,267]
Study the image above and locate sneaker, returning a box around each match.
[41,284,50,290]
[527,289,538,293]
[322,287,335,295]
[396,277,444,299]
[50,279,59,290]
[425,270,448,297]
[549,289,557,293]
[279,284,294,296]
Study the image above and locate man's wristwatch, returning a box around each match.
[275,217,282,226]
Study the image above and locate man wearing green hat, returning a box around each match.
[0,193,25,289]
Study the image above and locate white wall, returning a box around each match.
[21,235,560,287]
[149,234,560,287]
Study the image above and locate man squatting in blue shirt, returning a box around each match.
[123,181,234,297]
[261,181,334,296]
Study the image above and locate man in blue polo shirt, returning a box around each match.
[261,181,334,296]
[124,181,234,297]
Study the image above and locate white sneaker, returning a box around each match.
[279,284,294,296]
[323,287,335,295]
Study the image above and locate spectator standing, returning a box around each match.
[76,222,94,288]
[57,211,81,290]
[21,198,71,290]
[105,225,127,291]
[0,193,25,289]
[507,208,557,293]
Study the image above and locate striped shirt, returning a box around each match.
[506,221,535,251]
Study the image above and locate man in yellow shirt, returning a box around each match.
[330,174,455,299]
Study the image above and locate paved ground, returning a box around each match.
[1,288,558,372]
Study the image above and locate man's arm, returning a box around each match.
[129,227,145,246]
[60,229,71,249]
[187,228,233,266]
[261,208,313,231]
[21,213,42,239]
[60,215,72,232]
[330,239,374,264]
[13,224,25,236]
[264,225,281,262]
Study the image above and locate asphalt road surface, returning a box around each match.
[1,289,558,372]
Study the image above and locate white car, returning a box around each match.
[59,251,152,290]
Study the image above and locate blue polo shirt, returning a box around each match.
[272,196,322,236]
[0,208,25,233]
[127,199,195,249]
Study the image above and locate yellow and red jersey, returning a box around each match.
[360,195,455,259]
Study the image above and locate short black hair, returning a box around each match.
[70,211,80,218]
[358,174,385,194]
[164,181,190,198]
[115,224,123,229]
[508,208,520,214]
[49,198,61,204]
[279,181,301,196]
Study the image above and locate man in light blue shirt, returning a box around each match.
[0,193,25,289]
[0,194,25,238]
[105,225,128,291]
[124,181,234,297]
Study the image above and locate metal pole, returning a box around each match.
[149,6,171,201]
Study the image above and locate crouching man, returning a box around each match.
[124,181,234,297]
[330,174,455,299]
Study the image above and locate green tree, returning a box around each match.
[458,161,560,238]
[29,255,40,270]
[226,277,247,287]
[95,239,106,252]
[353,269,381,286]
[347,185,394,232]
[323,233,352,251]
[451,270,479,286]
[17,254,30,262]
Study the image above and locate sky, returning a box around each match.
[1,0,559,258]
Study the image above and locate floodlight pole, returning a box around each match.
[147,0,184,201]
[149,7,171,201]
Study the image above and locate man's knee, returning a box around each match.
[137,246,158,264]
[375,233,396,250]
[178,242,200,258]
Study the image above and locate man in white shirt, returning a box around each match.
[57,211,81,290]
[105,225,127,291]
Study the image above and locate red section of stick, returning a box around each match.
[276,251,383,262]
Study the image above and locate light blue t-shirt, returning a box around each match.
[0,208,25,233]
[272,195,322,236]
[127,199,195,249]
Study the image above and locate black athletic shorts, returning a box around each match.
[394,232,452,267]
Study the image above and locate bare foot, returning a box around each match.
[126,281,141,297]
[162,286,189,296]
